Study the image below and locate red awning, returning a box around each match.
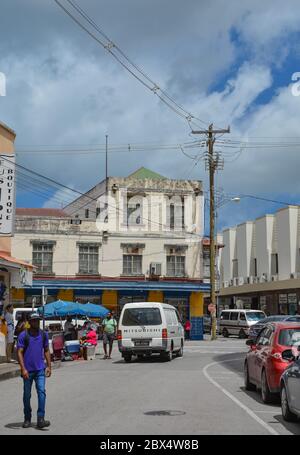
[0,251,34,270]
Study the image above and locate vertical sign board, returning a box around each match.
[0,155,15,236]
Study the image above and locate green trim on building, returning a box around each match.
[127,167,166,180]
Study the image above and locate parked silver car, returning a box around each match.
[280,344,300,422]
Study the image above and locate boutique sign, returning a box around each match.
[0,155,15,235]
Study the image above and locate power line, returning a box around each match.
[2,156,203,239]
[53,0,209,129]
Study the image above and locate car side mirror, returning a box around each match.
[282,349,295,362]
[246,339,255,347]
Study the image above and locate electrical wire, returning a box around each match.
[2,156,204,239]
[53,0,210,129]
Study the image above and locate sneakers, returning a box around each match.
[37,417,50,429]
[22,420,31,428]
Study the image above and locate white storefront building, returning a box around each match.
[218,205,300,315]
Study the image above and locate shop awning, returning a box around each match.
[25,279,210,293]
[0,251,34,287]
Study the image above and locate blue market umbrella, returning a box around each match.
[80,302,109,318]
[37,300,86,317]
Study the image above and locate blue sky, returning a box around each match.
[1,0,300,232]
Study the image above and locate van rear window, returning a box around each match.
[122,308,162,326]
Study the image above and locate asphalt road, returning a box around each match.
[1,337,299,435]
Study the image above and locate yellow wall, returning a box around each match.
[190,292,204,317]
[58,289,74,301]
[148,291,164,303]
[102,290,118,311]
[11,288,25,300]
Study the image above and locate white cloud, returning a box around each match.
[1,0,300,224]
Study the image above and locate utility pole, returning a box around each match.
[192,124,230,340]
[105,134,108,195]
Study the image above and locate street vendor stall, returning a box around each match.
[36,300,109,360]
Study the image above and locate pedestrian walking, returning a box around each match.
[4,304,15,362]
[102,312,117,359]
[184,319,191,340]
[17,313,51,429]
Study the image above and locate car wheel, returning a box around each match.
[239,329,247,339]
[161,347,173,362]
[176,342,183,358]
[222,328,229,338]
[244,361,256,391]
[281,385,298,422]
[124,354,132,363]
[261,370,275,404]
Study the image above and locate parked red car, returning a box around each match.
[244,322,300,403]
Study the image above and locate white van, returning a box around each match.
[219,309,266,338]
[13,308,34,329]
[118,302,184,362]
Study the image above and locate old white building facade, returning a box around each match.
[11,168,209,340]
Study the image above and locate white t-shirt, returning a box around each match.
[5,312,14,343]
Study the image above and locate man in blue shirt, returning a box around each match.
[17,313,51,429]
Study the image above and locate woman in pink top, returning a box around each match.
[79,328,97,358]
[85,329,97,346]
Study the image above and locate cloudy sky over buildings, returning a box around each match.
[1,0,300,232]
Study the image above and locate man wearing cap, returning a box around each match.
[17,313,51,429]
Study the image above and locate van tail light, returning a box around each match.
[162,328,168,339]
[117,330,122,341]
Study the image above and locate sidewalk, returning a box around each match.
[0,362,20,381]
[0,360,61,382]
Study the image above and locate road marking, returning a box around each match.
[203,358,279,436]
[208,371,236,374]
[210,376,238,380]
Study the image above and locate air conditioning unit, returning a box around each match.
[229,279,234,286]
[150,263,162,276]
[271,275,278,281]
[259,274,267,283]
[223,281,229,288]
[248,276,254,284]
[233,277,239,286]
[238,277,244,286]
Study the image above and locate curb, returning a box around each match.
[0,360,61,382]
